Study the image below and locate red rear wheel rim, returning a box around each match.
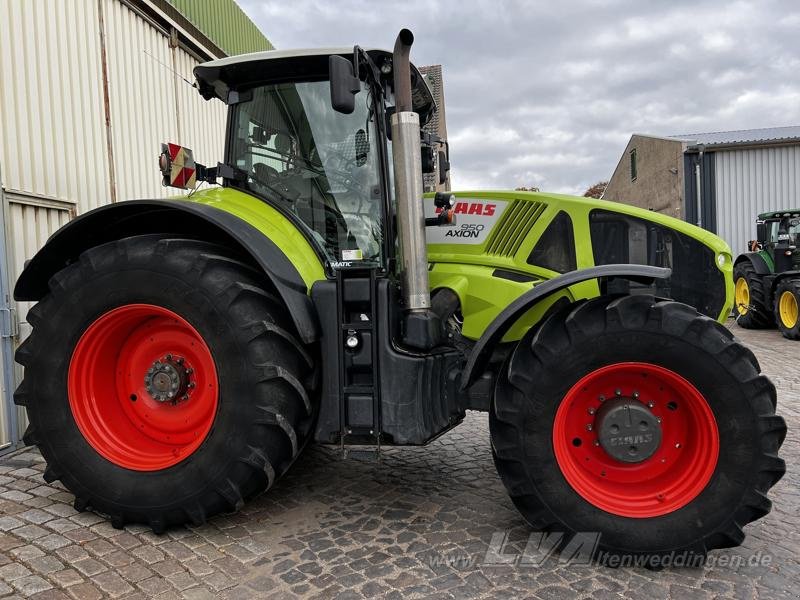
[68,304,218,471]
[552,362,719,518]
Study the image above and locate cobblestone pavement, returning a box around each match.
[1,323,797,599]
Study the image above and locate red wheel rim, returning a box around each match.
[552,362,719,518]
[68,304,218,471]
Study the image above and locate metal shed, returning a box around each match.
[682,127,800,255]
[604,126,800,255]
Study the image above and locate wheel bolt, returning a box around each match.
[647,401,655,408]
[615,388,622,396]
[587,407,596,415]
[632,391,639,399]
[586,424,593,431]
[598,395,605,402]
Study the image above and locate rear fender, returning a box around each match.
[461,264,672,389]
[14,199,323,343]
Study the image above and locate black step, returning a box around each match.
[343,448,380,461]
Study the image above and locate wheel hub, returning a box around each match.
[595,397,662,463]
[552,362,719,518]
[144,355,193,403]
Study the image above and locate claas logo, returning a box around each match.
[435,201,496,216]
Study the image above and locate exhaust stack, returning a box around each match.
[391,29,430,312]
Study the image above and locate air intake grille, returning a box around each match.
[485,200,546,256]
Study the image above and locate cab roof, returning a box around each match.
[194,47,436,121]
[758,209,800,220]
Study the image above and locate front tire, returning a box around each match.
[490,295,786,561]
[775,278,800,340]
[15,235,316,532]
[733,261,772,328]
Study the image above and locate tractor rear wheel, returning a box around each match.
[15,235,316,532]
[775,278,800,340]
[490,295,786,563]
[733,261,772,328]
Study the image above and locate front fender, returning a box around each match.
[735,252,772,275]
[15,198,325,343]
[461,264,672,389]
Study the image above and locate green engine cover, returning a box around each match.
[179,187,733,345]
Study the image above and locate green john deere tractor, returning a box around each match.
[14,30,785,562]
[734,209,800,339]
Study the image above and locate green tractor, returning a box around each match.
[734,209,800,339]
[14,30,785,562]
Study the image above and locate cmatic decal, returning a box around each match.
[425,198,508,245]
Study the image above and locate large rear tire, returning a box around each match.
[15,235,316,532]
[490,295,786,562]
[774,278,800,340]
[733,261,773,328]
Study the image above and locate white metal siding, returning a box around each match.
[4,196,73,442]
[0,0,109,208]
[104,0,178,200]
[103,1,226,200]
[715,146,800,254]
[174,47,226,167]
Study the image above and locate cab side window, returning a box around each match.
[527,211,577,273]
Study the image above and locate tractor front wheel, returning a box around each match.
[15,235,316,531]
[490,295,786,562]
[733,261,772,328]
[775,278,800,340]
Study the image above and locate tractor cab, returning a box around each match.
[754,210,800,272]
[190,46,444,271]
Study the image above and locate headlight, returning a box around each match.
[716,253,730,267]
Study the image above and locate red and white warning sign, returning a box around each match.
[159,143,197,189]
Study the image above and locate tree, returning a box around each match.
[583,181,608,199]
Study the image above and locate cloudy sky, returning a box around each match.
[238,0,800,195]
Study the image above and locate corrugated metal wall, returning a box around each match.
[0,0,227,451]
[0,0,109,208]
[104,0,226,200]
[3,195,74,444]
[715,146,800,255]
[174,48,227,167]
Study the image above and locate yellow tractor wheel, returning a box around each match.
[734,277,750,315]
[732,261,772,328]
[775,279,800,340]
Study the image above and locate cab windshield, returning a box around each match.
[229,80,384,263]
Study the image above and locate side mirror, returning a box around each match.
[756,222,766,244]
[329,55,359,114]
[421,146,436,173]
[438,149,450,185]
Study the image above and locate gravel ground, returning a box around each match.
[0,322,797,599]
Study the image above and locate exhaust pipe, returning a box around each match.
[391,28,430,312]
